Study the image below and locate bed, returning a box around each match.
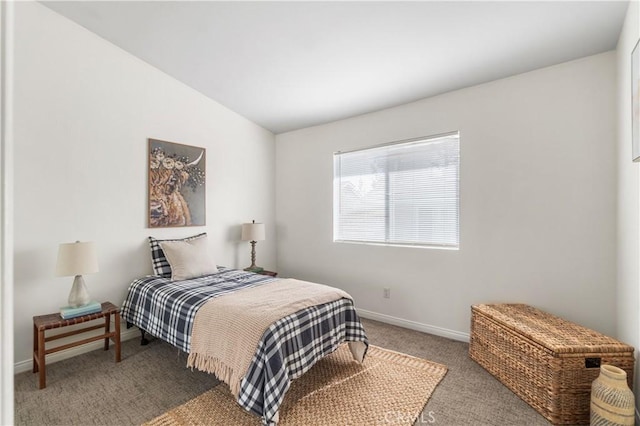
[121,242,368,426]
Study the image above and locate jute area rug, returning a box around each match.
[144,344,448,426]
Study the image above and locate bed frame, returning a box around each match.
[126,321,149,345]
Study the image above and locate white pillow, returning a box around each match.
[159,236,218,280]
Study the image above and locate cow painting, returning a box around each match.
[148,140,206,228]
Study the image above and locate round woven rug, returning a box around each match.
[144,344,448,425]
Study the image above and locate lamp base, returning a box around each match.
[68,275,91,308]
[244,266,264,273]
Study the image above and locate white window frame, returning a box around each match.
[333,131,460,249]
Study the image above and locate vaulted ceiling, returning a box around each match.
[44,1,629,134]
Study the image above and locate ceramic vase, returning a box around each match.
[590,364,635,425]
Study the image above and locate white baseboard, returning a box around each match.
[357,308,469,342]
[16,310,467,374]
[14,327,139,374]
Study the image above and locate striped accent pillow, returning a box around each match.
[148,233,206,277]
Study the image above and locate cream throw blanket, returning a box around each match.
[186,278,365,398]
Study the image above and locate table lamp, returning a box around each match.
[55,241,99,308]
[241,220,265,273]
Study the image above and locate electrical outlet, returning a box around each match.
[383,288,391,299]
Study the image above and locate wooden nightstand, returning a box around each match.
[244,267,277,277]
[32,301,121,389]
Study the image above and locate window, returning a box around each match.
[333,132,459,248]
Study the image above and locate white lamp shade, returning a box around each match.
[241,222,265,241]
[55,241,99,277]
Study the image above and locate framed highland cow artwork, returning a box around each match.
[148,139,206,228]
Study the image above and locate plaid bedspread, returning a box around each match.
[121,267,368,425]
[121,267,276,353]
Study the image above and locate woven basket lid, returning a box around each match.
[472,304,634,355]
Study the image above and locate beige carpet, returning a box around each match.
[144,344,447,426]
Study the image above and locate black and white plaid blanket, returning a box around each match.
[121,267,276,352]
[121,267,368,425]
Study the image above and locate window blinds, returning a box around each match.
[333,132,459,248]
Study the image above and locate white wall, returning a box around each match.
[615,0,640,411]
[1,1,15,423]
[12,2,276,365]
[276,52,617,340]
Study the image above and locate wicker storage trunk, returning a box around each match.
[469,304,634,425]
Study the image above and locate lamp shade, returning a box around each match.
[241,222,265,242]
[55,241,99,277]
